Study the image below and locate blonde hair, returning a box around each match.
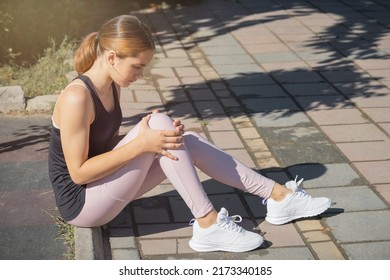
[74,15,155,74]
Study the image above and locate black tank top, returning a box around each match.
[48,75,122,221]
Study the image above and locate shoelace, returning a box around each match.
[262,175,304,205]
[218,214,243,233]
[189,214,244,233]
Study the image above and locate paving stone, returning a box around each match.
[336,141,390,161]
[209,131,245,149]
[243,97,301,112]
[271,71,325,83]
[374,184,390,204]
[254,52,301,63]
[350,93,390,108]
[224,73,275,86]
[132,197,171,224]
[137,223,192,239]
[302,231,331,242]
[362,107,390,122]
[245,247,314,260]
[325,210,390,243]
[282,83,339,96]
[320,124,388,142]
[257,220,306,247]
[354,161,390,184]
[139,239,177,255]
[295,219,325,231]
[308,186,387,212]
[112,249,140,260]
[207,54,254,65]
[288,163,363,188]
[310,241,345,260]
[342,241,390,260]
[187,89,217,101]
[261,126,346,165]
[251,111,311,127]
[307,108,369,125]
[294,95,354,111]
[230,85,288,98]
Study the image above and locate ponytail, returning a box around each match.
[73,32,100,74]
[73,15,155,74]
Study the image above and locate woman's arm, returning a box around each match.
[57,87,183,185]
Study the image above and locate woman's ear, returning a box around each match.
[107,50,117,65]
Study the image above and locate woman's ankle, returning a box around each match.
[269,183,292,202]
[197,209,218,228]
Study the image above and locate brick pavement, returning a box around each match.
[104,0,390,260]
[1,0,390,260]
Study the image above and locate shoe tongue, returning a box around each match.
[217,207,229,223]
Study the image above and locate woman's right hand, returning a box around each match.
[136,114,184,160]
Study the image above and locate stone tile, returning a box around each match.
[325,211,390,243]
[288,163,363,188]
[380,123,390,134]
[362,108,390,122]
[243,97,301,112]
[244,43,291,54]
[320,124,388,142]
[187,89,216,101]
[261,127,346,166]
[112,249,140,260]
[374,184,390,204]
[295,219,325,231]
[308,108,369,125]
[110,235,137,249]
[245,247,314,260]
[251,111,311,127]
[203,116,234,131]
[272,71,325,84]
[134,90,162,103]
[302,231,331,242]
[342,241,390,260]
[336,141,390,161]
[139,239,177,255]
[320,70,371,83]
[224,73,275,86]
[193,100,225,116]
[283,83,339,96]
[254,52,301,63]
[207,54,254,65]
[137,224,192,239]
[295,95,353,111]
[225,149,256,168]
[132,197,171,224]
[310,241,345,260]
[308,186,387,212]
[354,161,390,184]
[230,85,288,98]
[350,93,390,108]
[209,131,245,149]
[213,64,264,76]
[261,61,310,72]
[258,221,305,247]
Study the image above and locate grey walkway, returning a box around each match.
[1,0,389,260]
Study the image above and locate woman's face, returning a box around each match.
[110,49,154,87]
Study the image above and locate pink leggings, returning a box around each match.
[69,113,275,227]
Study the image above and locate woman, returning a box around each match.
[49,15,331,253]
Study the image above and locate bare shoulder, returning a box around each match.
[53,81,94,126]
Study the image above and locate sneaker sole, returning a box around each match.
[265,200,331,225]
[189,238,263,253]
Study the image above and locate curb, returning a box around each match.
[74,227,105,260]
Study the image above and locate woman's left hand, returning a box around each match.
[152,109,184,135]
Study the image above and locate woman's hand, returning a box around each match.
[137,114,184,160]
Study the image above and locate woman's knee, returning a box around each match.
[148,113,175,130]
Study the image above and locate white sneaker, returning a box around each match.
[189,208,263,252]
[265,176,331,225]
